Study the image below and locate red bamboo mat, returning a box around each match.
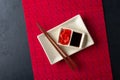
[22,0,113,80]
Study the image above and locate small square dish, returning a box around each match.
[37,15,94,64]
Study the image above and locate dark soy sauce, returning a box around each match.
[70,31,82,47]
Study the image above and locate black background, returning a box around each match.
[0,0,120,80]
[103,0,120,79]
[0,0,33,80]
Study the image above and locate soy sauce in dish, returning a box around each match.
[70,31,82,47]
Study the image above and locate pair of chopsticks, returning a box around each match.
[37,23,77,70]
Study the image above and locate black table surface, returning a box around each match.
[0,0,120,80]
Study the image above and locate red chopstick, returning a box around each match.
[36,23,77,70]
